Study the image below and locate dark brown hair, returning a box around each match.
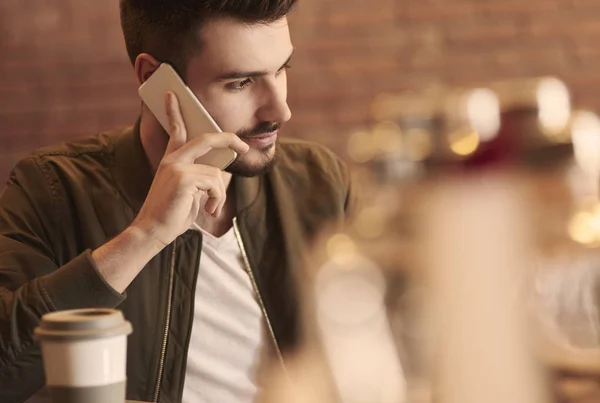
[119,0,297,74]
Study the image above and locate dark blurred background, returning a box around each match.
[1,0,600,182]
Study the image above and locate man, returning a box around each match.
[0,1,353,402]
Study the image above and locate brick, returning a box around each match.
[368,74,444,95]
[286,106,333,127]
[0,85,137,118]
[407,49,487,74]
[445,20,522,47]
[563,71,600,96]
[321,0,397,16]
[571,0,600,9]
[298,30,410,58]
[398,3,478,23]
[570,92,600,114]
[332,100,372,126]
[288,17,323,40]
[321,57,400,79]
[325,9,397,30]
[288,72,372,102]
[288,1,326,34]
[569,39,600,64]
[479,0,564,17]
[493,44,571,70]
[528,13,600,38]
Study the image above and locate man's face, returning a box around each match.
[185,17,293,177]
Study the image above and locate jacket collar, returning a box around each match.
[112,118,153,213]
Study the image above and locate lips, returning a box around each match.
[242,131,278,148]
[246,130,277,139]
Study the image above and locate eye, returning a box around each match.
[227,78,253,92]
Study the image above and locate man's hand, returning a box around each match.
[130,92,249,247]
[91,92,248,293]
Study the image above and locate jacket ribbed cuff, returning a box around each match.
[39,250,126,311]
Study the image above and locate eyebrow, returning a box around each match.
[215,49,294,81]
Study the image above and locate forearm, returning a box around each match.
[91,225,165,294]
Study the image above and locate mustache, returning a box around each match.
[237,122,281,138]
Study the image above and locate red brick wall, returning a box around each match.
[2,0,600,182]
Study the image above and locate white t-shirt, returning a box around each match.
[182,224,265,403]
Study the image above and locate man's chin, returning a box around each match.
[225,147,278,177]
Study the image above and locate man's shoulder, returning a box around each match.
[27,129,120,162]
[9,126,132,190]
[274,138,350,206]
[278,137,341,160]
[273,138,353,237]
[277,137,346,175]
[18,125,136,177]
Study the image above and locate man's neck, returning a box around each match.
[139,114,237,237]
[194,186,237,237]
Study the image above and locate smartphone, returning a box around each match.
[138,63,237,170]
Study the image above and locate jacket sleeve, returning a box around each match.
[0,157,126,403]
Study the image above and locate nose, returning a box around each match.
[256,78,292,124]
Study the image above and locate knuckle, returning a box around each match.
[196,132,212,142]
[168,163,185,178]
[159,155,172,166]
[158,159,172,171]
[224,132,238,142]
[206,175,218,188]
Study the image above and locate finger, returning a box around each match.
[180,167,224,215]
[187,175,222,215]
[205,196,220,216]
[165,92,187,154]
[181,167,221,192]
[215,173,227,217]
[192,166,226,217]
[200,180,222,216]
[170,132,250,163]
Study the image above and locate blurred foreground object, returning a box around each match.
[422,176,549,403]
[261,77,600,403]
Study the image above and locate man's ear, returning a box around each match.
[134,54,161,85]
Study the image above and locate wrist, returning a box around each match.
[124,224,169,254]
[90,224,168,294]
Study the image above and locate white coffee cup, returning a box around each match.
[34,308,133,403]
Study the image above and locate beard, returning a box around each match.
[225,121,281,177]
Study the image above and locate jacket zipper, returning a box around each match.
[233,217,288,373]
[153,239,177,402]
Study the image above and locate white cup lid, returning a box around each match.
[35,308,132,341]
